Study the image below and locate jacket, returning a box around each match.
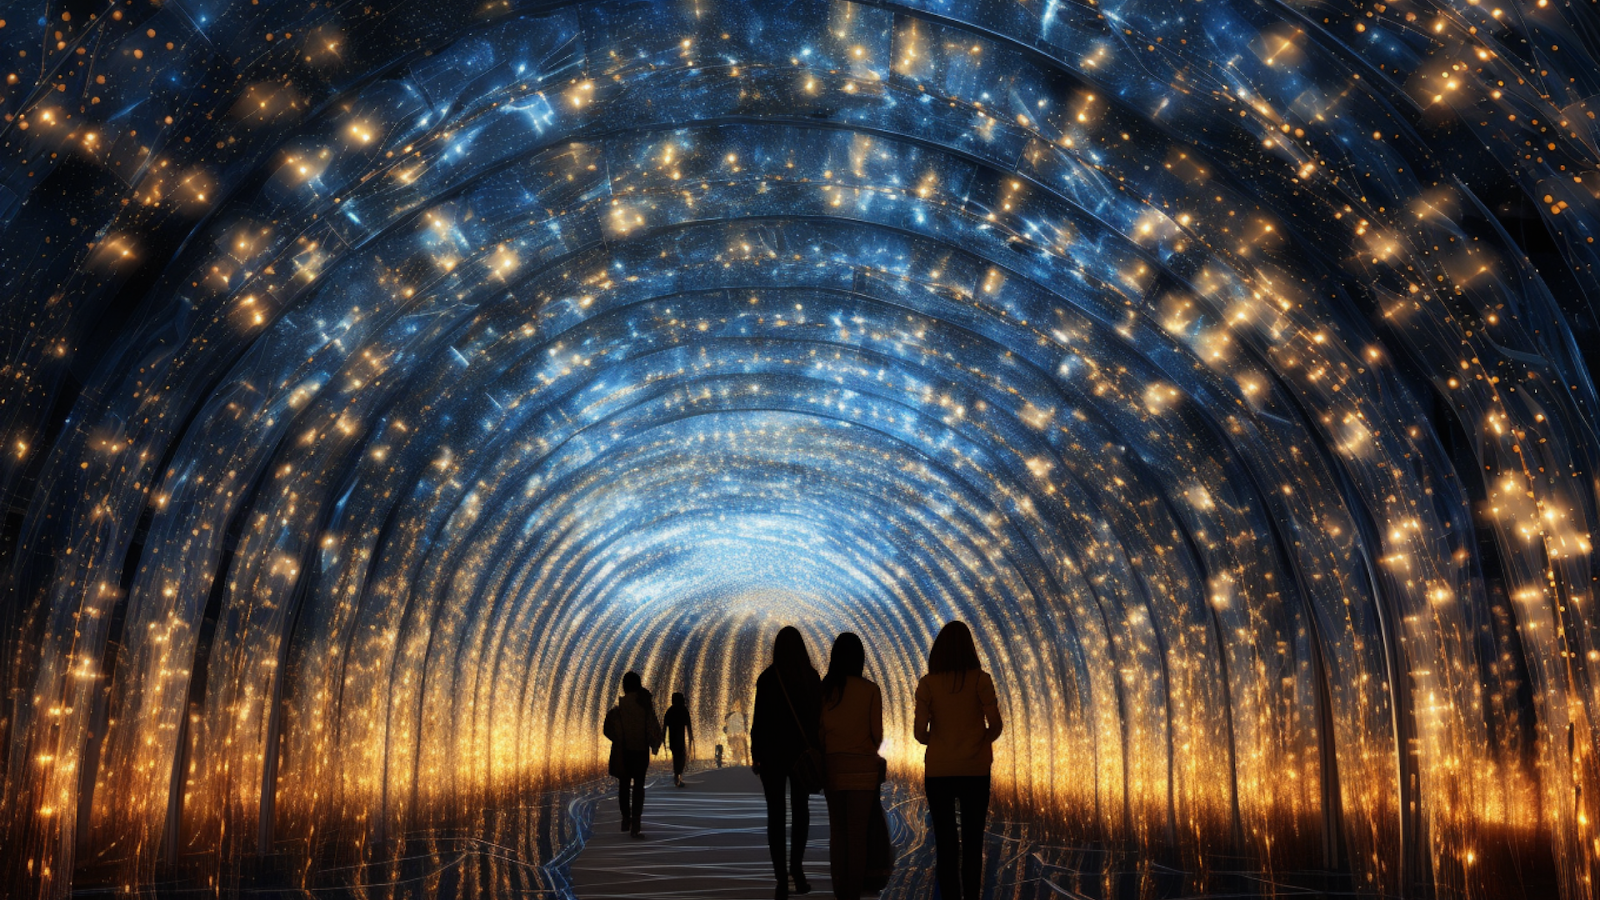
[821,675,884,791]
[605,688,663,777]
[750,665,821,773]
[913,669,1002,777]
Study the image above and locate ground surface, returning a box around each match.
[569,766,833,899]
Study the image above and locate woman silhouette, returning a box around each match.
[819,632,882,900]
[914,621,1002,900]
[750,626,822,899]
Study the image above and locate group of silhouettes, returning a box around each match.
[603,621,1003,900]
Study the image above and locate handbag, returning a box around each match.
[775,670,826,795]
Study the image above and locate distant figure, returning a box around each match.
[914,622,1002,900]
[725,707,749,765]
[664,691,695,787]
[603,671,663,838]
[751,626,823,899]
[819,632,883,900]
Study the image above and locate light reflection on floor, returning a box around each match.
[65,761,1458,899]
[570,766,836,899]
[539,766,1384,900]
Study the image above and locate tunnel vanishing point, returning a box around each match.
[1,0,1599,897]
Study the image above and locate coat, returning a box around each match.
[749,665,821,773]
[604,688,663,778]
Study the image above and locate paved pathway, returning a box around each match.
[569,766,832,899]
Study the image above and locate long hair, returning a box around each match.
[822,632,866,708]
[928,621,981,690]
[772,626,815,678]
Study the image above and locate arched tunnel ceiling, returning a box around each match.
[1,0,1598,896]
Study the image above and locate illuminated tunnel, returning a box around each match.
[1,0,1598,896]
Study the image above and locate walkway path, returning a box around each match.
[569,766,832,899]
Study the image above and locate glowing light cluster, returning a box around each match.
[0,0,1597,897]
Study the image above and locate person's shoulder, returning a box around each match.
[794,668,821,697]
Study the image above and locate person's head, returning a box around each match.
[672,691,686,707]
[772,625,815,676]
[928,621,981,674]
[822,632,866,706]
[622,671,642,693]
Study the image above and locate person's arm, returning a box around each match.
[749,675,765,771]
[913,676,932,745]
[603,706,618,742]
[980,671,1003,742]
[869,681,884,748]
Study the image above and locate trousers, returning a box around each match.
[759,768,811,882]
[925,775,990,900]
[617,772,645,831]
[824,789,873,900]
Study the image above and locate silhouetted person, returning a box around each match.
[665,691,695,787]
[725,707,749,765]
[819,632,883,900]
[751,626,822,899]
[914,621,1002,900]
[603,671,662,838]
